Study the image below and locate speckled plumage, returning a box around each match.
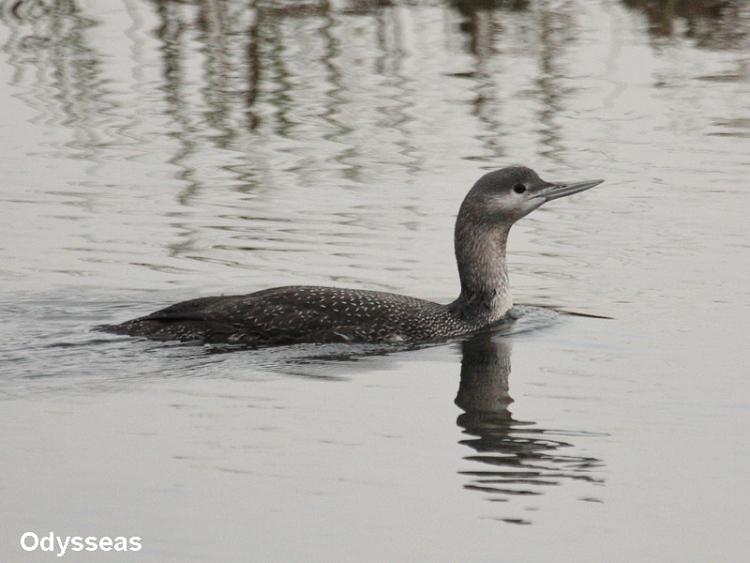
[104,286,486,345]
[101,167,602,346]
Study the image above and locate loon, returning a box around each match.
[100,166,603,346]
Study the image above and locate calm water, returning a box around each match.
[1,0,749,561]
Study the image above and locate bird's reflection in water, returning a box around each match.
[456,333,604,520]
[204,309,605,522]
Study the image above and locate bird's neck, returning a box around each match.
[450,214,512,324]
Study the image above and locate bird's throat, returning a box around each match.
[451,220,512,324]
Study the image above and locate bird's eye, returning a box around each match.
[513,184,527,194]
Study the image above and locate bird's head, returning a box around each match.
[461,166,604,225]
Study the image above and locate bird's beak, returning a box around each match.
[536,179,604,202]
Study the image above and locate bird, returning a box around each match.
[99,166,603,346]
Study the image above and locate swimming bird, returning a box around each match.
[100,166,603,346]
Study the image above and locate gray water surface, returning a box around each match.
[1,1,749,561]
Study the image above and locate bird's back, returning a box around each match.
[102,285,468,345]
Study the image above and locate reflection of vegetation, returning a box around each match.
[621,0,750,49]
[534,6,574,163]
[0,0,114,161]
[2,0,746,191]
[449,0,529,12]
[445,0,531,161]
